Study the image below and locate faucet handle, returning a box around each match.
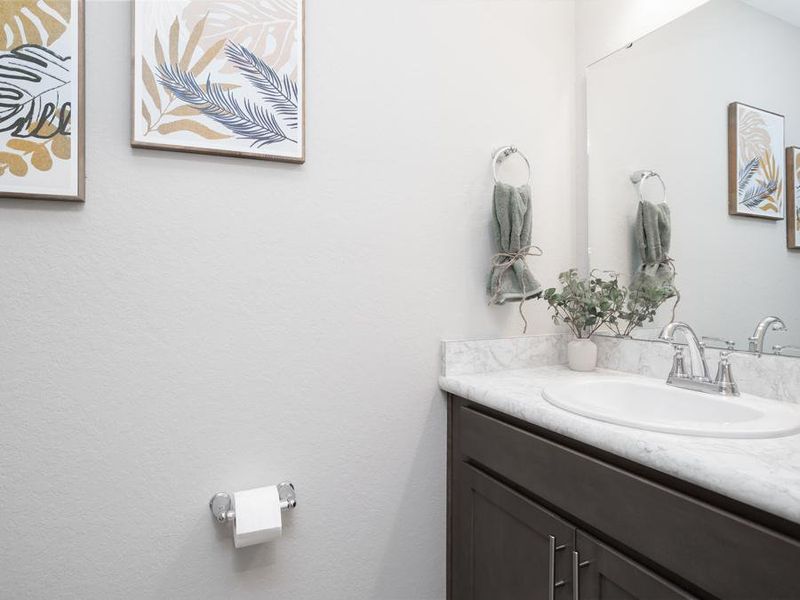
[773,345,800,356]
[714,351,739,396]
[668,346,688,380]
[702,336,736,351]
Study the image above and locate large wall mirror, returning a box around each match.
[587,0,800,357]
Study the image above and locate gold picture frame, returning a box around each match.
[728,102,785,220]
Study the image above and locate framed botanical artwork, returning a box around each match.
[728,102,785,220]
[0,0,84,202]
[131,0,305,164]
[787,147,800,249]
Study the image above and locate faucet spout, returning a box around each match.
[748,316,786,356]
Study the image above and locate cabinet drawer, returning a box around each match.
[457,404,800,600]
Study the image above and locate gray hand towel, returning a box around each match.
[630,200,676,292]
[488,182,542,304]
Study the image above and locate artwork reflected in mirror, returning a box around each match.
[587,0,800,355]
[787,146,800,249]
[728,103,785,220]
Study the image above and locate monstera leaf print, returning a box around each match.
[182,0,298,78]
[0,1,71,50]
[737,109,770,164]
[0,45,71,139]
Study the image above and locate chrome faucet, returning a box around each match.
[748,316,786,356]
[659,321,739,396]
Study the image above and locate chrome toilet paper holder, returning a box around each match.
[209,481,297,523]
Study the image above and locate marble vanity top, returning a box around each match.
[440,362,800,525]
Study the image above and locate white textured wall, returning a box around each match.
[0,1,576,598]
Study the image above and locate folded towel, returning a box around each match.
[630,200,676,293]
[488,182,543,304]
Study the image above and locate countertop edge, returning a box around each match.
[439,367,800,529]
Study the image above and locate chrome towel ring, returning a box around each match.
[493,146,532,186]
[630,170,667,204]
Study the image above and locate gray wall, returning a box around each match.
[0,1,575,598]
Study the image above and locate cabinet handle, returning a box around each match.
[548,536,556,600]
[549,536,567,599]
[572,551,580,600]
[572,552,591,600]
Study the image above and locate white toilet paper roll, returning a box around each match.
[233,485,283,548]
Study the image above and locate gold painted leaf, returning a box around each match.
[142,101,152,129]
[7,139,41,153]
[51,135,70,160]
[190,38,225,76]
[31,145,52,171]
[158,119,230,139]
[761,202,779,213]
[142,57,161,111]
[0,151,28,176]
[181,1,299,75]
[169,17,180,66]
[737,107,771,164]
[154,32,166,68]
[35,122,57,138]
[180,13,207,71]
[0,1,70,50]
[167,105,202,117]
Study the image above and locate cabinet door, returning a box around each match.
[575,532,696,600]
[452,464,574,600]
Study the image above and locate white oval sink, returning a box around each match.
[543,378,800,438]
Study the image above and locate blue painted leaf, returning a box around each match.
[224,41,298,130]
[156,64,294,147]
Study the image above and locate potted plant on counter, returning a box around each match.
[604,279,676,339]
[543,269,621,371]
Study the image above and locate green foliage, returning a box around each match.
[542,269,675,339]
[542,270,623,339]
[606,280,676,338]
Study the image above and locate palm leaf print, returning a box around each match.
[224,41,298,129]
[156,64,294,146]
[738,156,760,193]
[741,181,777,209]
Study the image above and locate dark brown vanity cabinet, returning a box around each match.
[453,464,574,600]
[448,396,800,600]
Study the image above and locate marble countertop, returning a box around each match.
[440,365,800,525]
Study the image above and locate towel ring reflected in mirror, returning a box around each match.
[493,146,532,186]
[631,170,667,204]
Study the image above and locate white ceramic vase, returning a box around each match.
[567,338,598,372]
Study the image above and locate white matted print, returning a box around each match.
[787,147,800,249]
[132,0,305,163]
[0,0,84,201]
[728,102,785,220]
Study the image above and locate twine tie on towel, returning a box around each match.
[489,244,543,333]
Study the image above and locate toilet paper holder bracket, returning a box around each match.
[209,481,297,523]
